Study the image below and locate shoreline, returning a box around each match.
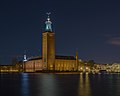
[0,71,120,74]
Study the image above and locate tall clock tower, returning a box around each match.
[42,13,55,71]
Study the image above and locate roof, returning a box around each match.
[0,65,13,66]
[27,55,76,61]
[27,56,42,61]
[55,55,76,60]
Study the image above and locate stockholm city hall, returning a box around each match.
[1,14,120,73]
[1,14,118,73]
[0,13,79,73]
[23,13,79,72]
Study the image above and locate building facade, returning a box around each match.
[55,56,78,71]
[24,57,43,72]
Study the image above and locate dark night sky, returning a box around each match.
[0,0,120,64]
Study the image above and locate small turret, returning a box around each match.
[23,51,27,62]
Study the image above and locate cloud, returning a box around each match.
[108,37,120,45]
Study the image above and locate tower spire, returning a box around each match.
[45,12,52,32]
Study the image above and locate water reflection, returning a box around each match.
[40,74,58,96]
[107,74,120,96]
[78,74,91,96]
[1,73,120,96]
[21,73,30,96]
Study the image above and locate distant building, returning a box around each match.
[24,13,78,72]
[111,63,120,72]
[0,62,22,72]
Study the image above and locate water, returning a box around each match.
[0,73,120,96]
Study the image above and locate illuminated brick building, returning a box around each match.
[24,13,78,72]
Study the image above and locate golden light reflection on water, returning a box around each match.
[40,74,59,96]
[78,74,91,96]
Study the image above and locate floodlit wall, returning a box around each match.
[55,59,77,71]
[24,59,43,72]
